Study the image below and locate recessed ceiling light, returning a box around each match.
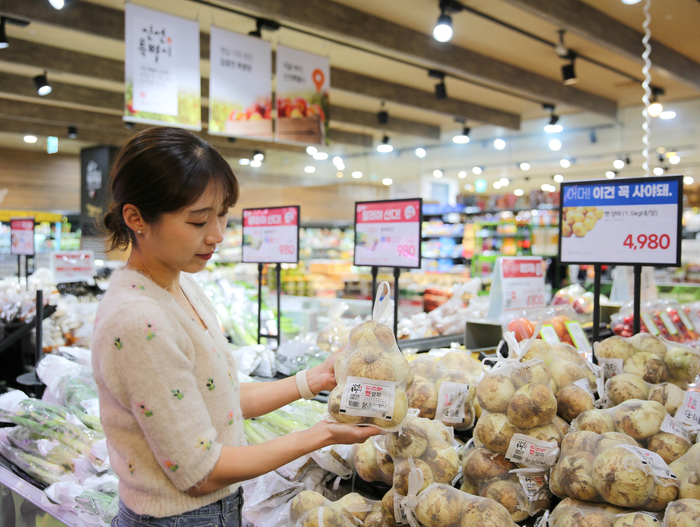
[519,162,530,171]
[613,159,625,170]
[250,160,261,167]
[653,167,664,176]
[499,178,509,186]
[306,146,317,155]
[337,172,343,178]
[560,159,571,168]
[660,111,676,120]
[549,139,562,151]
[352,171,363,178]
[494,139,506,150]
[669,155,681,165]
[304,166,316,173]
[493,181,502,189]
[415,147,426,158]
[23,135,37,143]
[472,167,482,175]
[684,176,694,185]
[458,171,467,179]
[313,152,328,160]
[553,174,564,183]
[514,189,524,196]
[606,171,616,179]
[382,178,393,186]
[239,158,250,165]
[332,156,343,166]
[433,169,443,178]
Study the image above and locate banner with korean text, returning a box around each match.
[208,27,272,139]
[242,207,300,264]
[124,3,201,130]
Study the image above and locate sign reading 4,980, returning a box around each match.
[558,175,682,266]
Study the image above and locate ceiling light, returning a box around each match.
[519,162,530,171]
[514,189,524,196]
[684,176,694,185]
[657,147,667,154]
[653,167,664,176]
[669,155,681,165]
[453,126,470,144]
[458,171,467,178]
[34,71,52,96]
[377,102,389,125]
[549,139,562,151]
[499,178,509,187]
[352,171,363,179]
[433,169,443,178]
[613,159,625,170]
[306,146,317,155]
[553,174,564,183]
[434,80,447,100]
[337,172,343,178]
[560,158,571,168]
[336,164,345,171]
[472,167,482,175]
[332,156,343,166]
[544,114,562,133]
[382,178,393,186]
[660,111,676,120]
[415,147,426,158]
[494,139,506,150]
[606,171,616,179]
[250,159,262,167]
[253,151,264,162]
[433,13,453,42]
[49,0,74,9]
[464,184,474,192]
[562,57,578,85]
[377,135,393,153]
[0,18,8,49]
[493,181,502,189]
[67,126,78,139]
[541,184,551,191]
[313,151,328,160]
[622,0,642,4]
[23,135,37,143]
[648,102,664,117]
[239,158,250,165]
[304,166,316,173]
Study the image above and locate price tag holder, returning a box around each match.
[354,198,422,268]
[51,251,95,283]
[559,175,682,266]
[10,218,35,256]
[242,206,300,264]
[486,257,546,319]
[678,391,700,429]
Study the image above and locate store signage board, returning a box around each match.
[52,251,94,283]
[242,206,300,264]
[559,175,682,266]
[486,257,546,319]
[10,218,35,256]
[354,199,422,269]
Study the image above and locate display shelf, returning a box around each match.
[397,333,464,352]
[0,304,56,356]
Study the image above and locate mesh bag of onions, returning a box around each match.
[547,498,659,527]
[604,374,687,415]
[669,442,700,500]
[288,491,361,527]
[407,356,478,430]
[379,415,460,527]
[550,430,679,510]
[570,399,691,464]
[316,302,351,353]
[328,282,413,430]
[352,434,394,485]
[661,499,700,527]
[460,444,550,522]
[594,333,700,390]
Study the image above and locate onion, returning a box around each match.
[645,475,679,511]
[648,383,685,416]
[550,360,587,390]
[422,444,459,484]
[664,499,700,527]
[372,389,408,428]
[393,458,433,495]
[376,447,395,483]
[462,446,515,481]
[612,513,660,527]
[523,422,561,444]
[354,439,383,482]
[389,351,412,385]
[381,488,401,527]
[474,412,521,454]
[290,491,330,524]
[349,321,396,351]
[461,495,515,527]
[551,451,599,501]
[337,493,369,521]
[298,506,345,527]
[647,431,690,464]
[414,484,464,527]
[328,386,366,424]
[613,400,666,440]
[346,347,397,381]
[572,408,615,434]
[482,479,529,522]
[406,377,438,419]
[556,385,594,422]
[623,352,667,384]
[511,361,552,389]
[438,351,482,377]
[387,416,429,458]
[411,358,441,380]
[629,333,668,357]
[592,447,654,508]
[507,382,557,430]
[665,347,700,382]
[607,374,650,406]
[553,415,571,437]
[460,478,479,495]
[596,336,636,361]
[477,374,515,413]
[561,430,600,455]
[595,432,639,456]
[521,339,555,365]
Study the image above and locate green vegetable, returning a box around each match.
[7,427,81,471]
[0,439,69,485]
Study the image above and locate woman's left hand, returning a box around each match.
[306,347,344,394]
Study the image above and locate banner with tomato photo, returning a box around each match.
[208,27,273,139]
[124,3,201,130]
[275,45,329,146]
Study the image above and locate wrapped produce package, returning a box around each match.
[288,491,360,527]
[316,302,351,353]
[328,282,412,430]
[662,499,700,527]
[669,442,700,499]
[547,498,647,527]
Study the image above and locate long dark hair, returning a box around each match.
[102,127,239,251]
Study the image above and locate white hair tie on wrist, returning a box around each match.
[295,370,316,400]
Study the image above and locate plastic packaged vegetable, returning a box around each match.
[352,435,394,486]
[504,305,591,352]
[7,426,82,471]
[669,442,700,499]
[603,374,686,416]
[546,498,640,527]
[317,302,351,353]
[612,300,699,342]
[0,433,71,486]
[288,491,359,527]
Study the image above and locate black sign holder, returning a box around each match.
[17,290,44,397]
[559,175,683,350]
[241,206,300,349]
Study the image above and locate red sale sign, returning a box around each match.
[10,218,35,256]
[354,199,422,268]
[487,257,546,318]
[242,206,300,264]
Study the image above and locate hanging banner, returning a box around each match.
[124,3,201,130]
[242,206,300,264]
[10,218,34,256]
[276,45,329,145]
[559,175,682,266]
[208,27,273,139]
[354,199,423,269]
[487,257,546,319]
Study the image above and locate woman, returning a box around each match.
[94,127,380,527]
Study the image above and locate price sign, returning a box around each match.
[354,198,422,268]
[487,257,546,318]
[242,206,300,264]
[52,251,94,283]
[559,175,682,266]
[10,218,35,256]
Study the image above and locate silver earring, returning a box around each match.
[137,230,142,234]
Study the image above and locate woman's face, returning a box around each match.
[142,182,228,274]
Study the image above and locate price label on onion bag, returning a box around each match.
[618,445,678,480]
[539,325,560,345]
[505,434,559,467]
[641,313,660,336]
[679,310,695,331]
[514,468,551,500]
[659,312,679,335]
[574,378,596,402]
[435,381,469,424]
[565,321,591,351]
[598,358,623,379]
[660,414,692,444]
[393,493,408,525]
[677,391,700,428]
[339,376,396,420]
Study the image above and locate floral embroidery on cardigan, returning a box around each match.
[114,337,123,350]
[138,400,153,417]
[164,458,179,472]
[206,378,216,391]
[171,389,184,400]
[196,438,213,450]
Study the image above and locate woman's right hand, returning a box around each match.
[311,420,384,447]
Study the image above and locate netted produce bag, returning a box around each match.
[546,498,653,527]
[317,302,351,353]
[550,430,679,510]
[602,373,687,413]
[595,333,700,389]
[289,496,358,527]
[661,499,700,527]
[328,282,412,430]
[352,434,394,485]
[669,442,700,499]
[611,300,699,343]
[474,329,563,466]
[570,399,691,464]
[505,305,591,352]
[460,444,550,522]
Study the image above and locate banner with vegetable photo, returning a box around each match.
[275,45,329,146]
[208,27,272,139]
[124,3,201,130]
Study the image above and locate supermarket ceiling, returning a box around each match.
[0,0,700,197]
